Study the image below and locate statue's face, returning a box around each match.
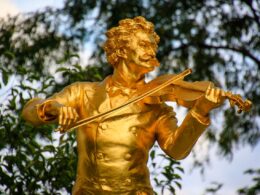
[125,31,159,73]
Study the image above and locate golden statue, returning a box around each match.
[22,16,251,195]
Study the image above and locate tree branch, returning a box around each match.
[172,43,260,66]
[242,0,260,28]
[197,43,260,66]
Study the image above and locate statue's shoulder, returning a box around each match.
[70,81,101,92]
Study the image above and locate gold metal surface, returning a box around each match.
[22,16,251,195]
[57,68,192,132]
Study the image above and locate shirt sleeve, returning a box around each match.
[22,82,83,126]
[155,104,209,160]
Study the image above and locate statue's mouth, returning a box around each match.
[139,57,160,67]
[139,54,156,62]
[139,57,151,62]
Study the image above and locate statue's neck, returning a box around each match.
[111,61,145,88]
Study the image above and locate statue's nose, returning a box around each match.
[147,48,156,57]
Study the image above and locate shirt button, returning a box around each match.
[130,126,137,131]
[99,123,108,131]
[124,153,132,161]
[125,178,132,185]
[99,178,107,184]
[97,152,104,159]
[129,126,137,136]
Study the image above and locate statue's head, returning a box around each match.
[103,16,160,70]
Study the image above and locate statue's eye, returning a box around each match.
[139,42,146,47]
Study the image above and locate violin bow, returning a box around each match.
[55,68,192,132]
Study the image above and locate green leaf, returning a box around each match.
[43,145,56,153]
[150,150,155,160]
[2,70,9,85]
[174,181,182,189]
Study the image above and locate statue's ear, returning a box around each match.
[116,49,127,59]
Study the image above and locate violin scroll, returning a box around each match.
[225,91,252,113]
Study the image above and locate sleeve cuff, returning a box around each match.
[36,100,58,122]
[190,109,210,126]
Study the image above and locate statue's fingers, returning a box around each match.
[236,95,244,106]
[72,109,79,123]
[66,107,73,126]
[59,107,69,132]
[207,87,215,103]
[220,90,226,97]
[215,88,221,103]
[67,113,78,131]
[63,107,73,130]
[59,107,64,126]
[205,86,212,101]
[58,108,66,133]
[206,86,211,97]
[62,107,69,126]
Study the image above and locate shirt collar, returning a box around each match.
[105,76,145,97]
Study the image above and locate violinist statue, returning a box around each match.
[22,16,251,195]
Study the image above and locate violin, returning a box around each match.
[141,70,252,113]
[57,69,252,132]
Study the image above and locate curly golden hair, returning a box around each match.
[103,16,160,67]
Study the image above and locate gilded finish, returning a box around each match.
[22,16,251,195]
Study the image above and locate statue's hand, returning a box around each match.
[192,87,226,117]
[40,101,79,133]
[57,106,79,133]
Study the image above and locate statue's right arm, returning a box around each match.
[22,82,82,127]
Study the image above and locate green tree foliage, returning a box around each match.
[238,169,260,195]
[0,0,259,194]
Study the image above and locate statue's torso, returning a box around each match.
[73,79,161,194]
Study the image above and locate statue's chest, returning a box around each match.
[81,84,157,151]
[96,113,146,146]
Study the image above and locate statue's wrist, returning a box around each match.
[192,105,210,117]
[190,108,210,126]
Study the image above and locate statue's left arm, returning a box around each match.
[155,87,225,160]
[155,106,209,160]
